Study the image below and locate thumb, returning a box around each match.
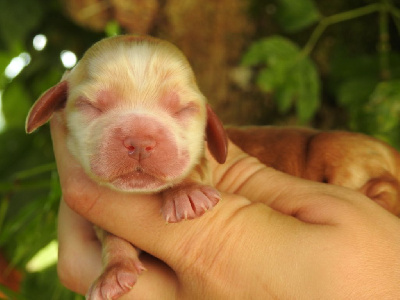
[122,254,178,299]
[210,141,374,225]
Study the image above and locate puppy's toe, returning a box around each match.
[161,184,221,223]
[86,260,145,300]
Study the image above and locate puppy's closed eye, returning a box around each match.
[160,90,200,119]
[173,101,200,119]
[75,97,103,116]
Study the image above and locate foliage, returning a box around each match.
[0,0,101,298]
[242,36,320,123]
[0,0,400,299]
[274,0,321,32]
[245,0,400,147]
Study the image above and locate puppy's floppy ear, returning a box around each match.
[25,80,68,133]
[206,104,228,164]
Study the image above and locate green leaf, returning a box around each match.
[13,163,57,181]
[22,264,85,300]
[105,20,122,37]
[2,82,32,129]
[369,80,400,104]
[0,197,9,235]
[366,80,400,132]
[275,0,320,32]
[295,58,320,122]
[0,284,26,300]
[256,68,276,93]
[243,36,321,122]
[242,36,299,66]
[330,50,380,89]
[339,79,400,140]
[31,67,65,98]
[275,83,295,113]
[337,77,377,108]
[0,0,46,49]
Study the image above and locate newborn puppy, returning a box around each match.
[26,35,227,299]
[227,126,400,216]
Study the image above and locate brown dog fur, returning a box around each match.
[227,126,400,216]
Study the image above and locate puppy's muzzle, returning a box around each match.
[123,137,156,160]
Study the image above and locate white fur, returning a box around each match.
[63,36,207,192]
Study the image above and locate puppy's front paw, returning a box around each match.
[86,260,145,300]
[162,184,221,223]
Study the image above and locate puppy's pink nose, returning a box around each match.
[123,137,156,160]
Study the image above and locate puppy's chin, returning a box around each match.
[91,167,182,193]
[108,172,172,193]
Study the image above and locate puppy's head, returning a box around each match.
[26,35,227,192]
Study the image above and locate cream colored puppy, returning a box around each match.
[26,35,227,299]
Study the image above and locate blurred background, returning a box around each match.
[0,0,400,298]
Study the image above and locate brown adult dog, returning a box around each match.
[26,35,227,299]
[227,126,400,216]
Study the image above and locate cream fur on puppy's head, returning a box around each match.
[26,35,227,193]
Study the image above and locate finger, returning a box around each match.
[120,254,177,300]
[58,199,179,298]
[210,141,377,224]
[57,200,102,294]
[50,117,104,214]
[236,167,387,225]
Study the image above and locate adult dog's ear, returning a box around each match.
[206,104,228,164]
[25,80,68,133]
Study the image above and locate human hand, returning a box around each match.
[52,116,400,299]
